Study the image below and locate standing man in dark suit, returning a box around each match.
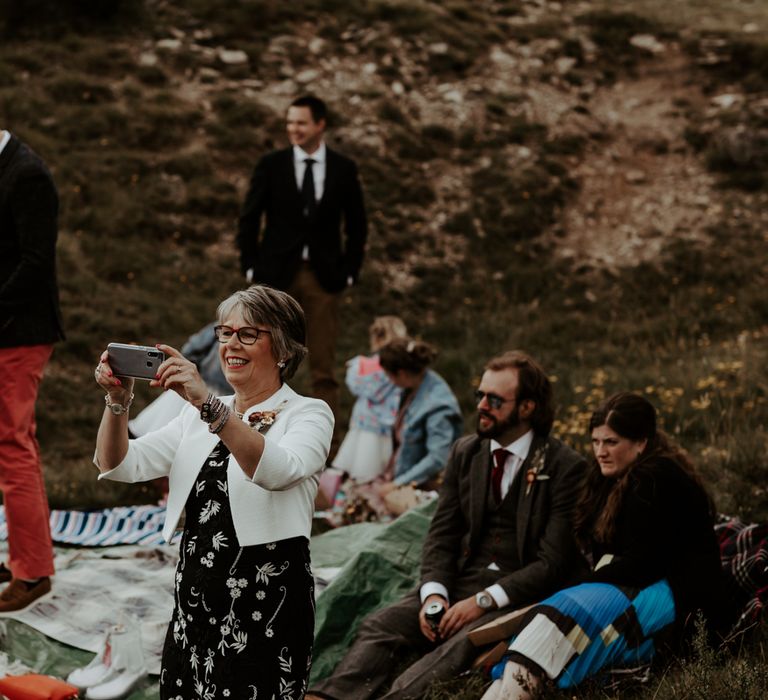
[307,351,587,700]
[0,129,64,612]
[237,95,368,426]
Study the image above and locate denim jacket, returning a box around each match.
[392,370,463,486]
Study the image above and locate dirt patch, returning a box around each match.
[545,45,721,270]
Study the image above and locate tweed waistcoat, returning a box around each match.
[464,470,525,573]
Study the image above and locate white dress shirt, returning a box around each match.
[294,143,326,262]
[0,130,10,155]
[489,430,534,502]
[293,142,326,201]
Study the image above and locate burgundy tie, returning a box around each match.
[492,448,507,504]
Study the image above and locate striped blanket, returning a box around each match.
[491,579,675,688]
[0,505,177,547]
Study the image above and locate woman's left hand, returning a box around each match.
[152,344,208,408]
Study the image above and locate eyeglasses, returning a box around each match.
[214,325,271,345]
[474,389,516,410]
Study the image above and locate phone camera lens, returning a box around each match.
[148,351,158,357]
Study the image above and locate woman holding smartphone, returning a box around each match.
[94,285,333,700]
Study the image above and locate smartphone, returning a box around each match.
[107,343,166,380]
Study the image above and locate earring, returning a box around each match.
[277,360,286,369]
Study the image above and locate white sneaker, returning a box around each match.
[70,618,147,694]
[68,660,115,690]
[85,668,147,700]
[68,631,115,689]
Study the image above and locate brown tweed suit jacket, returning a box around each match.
[420,432,588,608]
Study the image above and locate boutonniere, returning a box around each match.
[524,445,549,496]
[246,400,288,434]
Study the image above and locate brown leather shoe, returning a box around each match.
[0,564,11,584]
[0,577,52,613]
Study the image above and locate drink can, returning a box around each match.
[424,600,445,631]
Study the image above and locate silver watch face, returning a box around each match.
[109,402,126,415]
[476,592,493,609]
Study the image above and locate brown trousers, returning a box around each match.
[310,571,511,699]
[288,263,340,423]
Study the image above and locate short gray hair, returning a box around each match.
[217,285,307,380]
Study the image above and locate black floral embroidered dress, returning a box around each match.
[160,441,315,700]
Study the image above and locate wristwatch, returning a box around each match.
[475,590,495,610]
[105,392,134,416]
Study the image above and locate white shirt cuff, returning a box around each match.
[420,582,449,604]
[485,584,510,609]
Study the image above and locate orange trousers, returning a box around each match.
[0,344,55,580]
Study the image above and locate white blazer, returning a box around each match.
[96,383,334,546]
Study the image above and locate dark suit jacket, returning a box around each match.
[0,134,64,347]
[420,433,588,609]
[237,146,367,293]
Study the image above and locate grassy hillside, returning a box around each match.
[4,0,765,514]
[2,1,768,695]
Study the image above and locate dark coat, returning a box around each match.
[420,433,588,609]
[0,134,64,347]
[587,456,734,633]
[236,146,367,293]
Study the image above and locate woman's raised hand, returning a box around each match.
[94,351,134,403]
[152,344,208,408]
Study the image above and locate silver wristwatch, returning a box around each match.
[475,590,495,610]
[105,392,134,416]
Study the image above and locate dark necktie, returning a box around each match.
[492,448,507,504]
[301,158,316,217]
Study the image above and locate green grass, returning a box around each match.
[1,1,767,697]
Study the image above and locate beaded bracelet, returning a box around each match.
[209,405,231,435]
[209,402,226,426]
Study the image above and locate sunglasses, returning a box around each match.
[214,325,271,345]
[474,389,516,410]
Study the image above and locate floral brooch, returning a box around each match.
[524,445,550,496]
[246,400,288,434]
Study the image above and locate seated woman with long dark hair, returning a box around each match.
[482,392,734,699]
